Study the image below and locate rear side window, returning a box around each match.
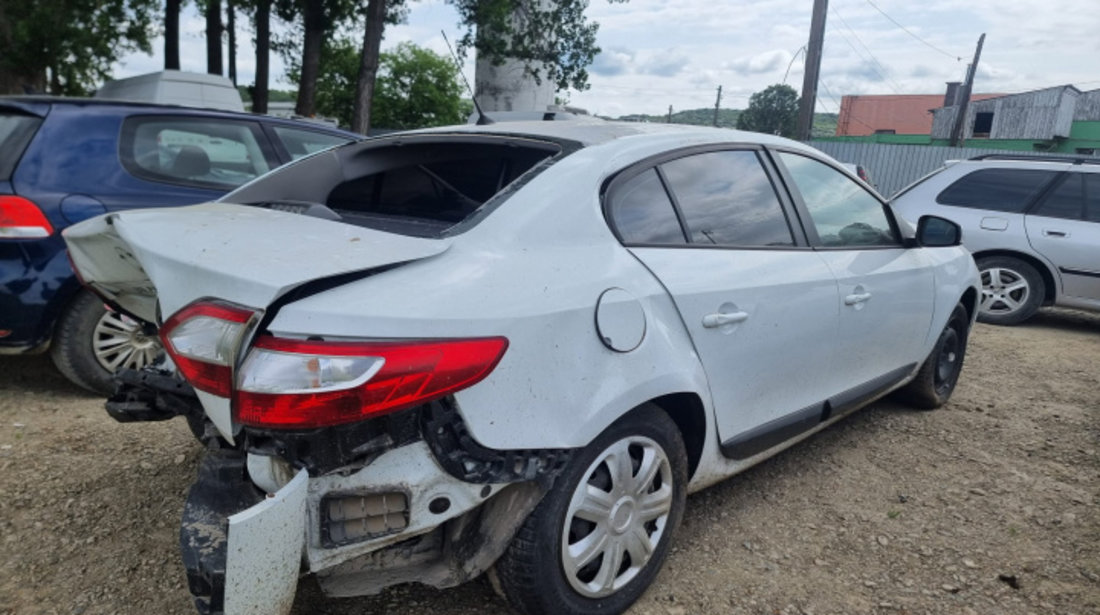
[0,111,43,180]
[1032,174,1084,220]
[120,117,273,190]
[607,168,686,245]
[661,150,793,247]
[1086,174,1100,223]
[271,126,352,160]
[936,168,1058,213]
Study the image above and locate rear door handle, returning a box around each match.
[702,311,749,328]
[1042,229,1068,238]
[844,292,872,306]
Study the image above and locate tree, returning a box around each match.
[289,41,464,131]
[449,0,627,93]
[165,0,183,69]
[736,84,800,138]
[0,0,158,95]
[205,0,224,75]
[350,0,387,134]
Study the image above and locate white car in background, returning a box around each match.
[64,121,979,615]
[892,155,1100,325]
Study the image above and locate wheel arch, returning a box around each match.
[971,249,1057,304]
[638,392,707,482]
[960,285,979,321]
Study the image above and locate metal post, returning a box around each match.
[713,85,723,127]
[796,0,828,141]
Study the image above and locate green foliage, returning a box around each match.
[448,0,628,92]
[736,84,800,138]
[0,0,158,95]
[289,41,465,130]
[372,43,467,129]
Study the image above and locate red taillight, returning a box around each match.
[235,336,509,429]
[159,300,257,397]
[0,196,53,239]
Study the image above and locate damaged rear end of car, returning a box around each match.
[63,130,581,615]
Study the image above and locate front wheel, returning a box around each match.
[494,404,688,615]
[895,303,971,410]
[976,256,1044,325]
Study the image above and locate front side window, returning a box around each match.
[660,150,793,247]
[121,117,273,189]
[606,168,686,245]
[777,152,897,247]
[936,168,1058,213]
[272,126,353,160]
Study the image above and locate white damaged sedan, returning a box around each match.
[64,120,980,615]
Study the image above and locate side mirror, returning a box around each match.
[916,215,961,247]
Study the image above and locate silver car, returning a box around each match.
[892,155,1100,324]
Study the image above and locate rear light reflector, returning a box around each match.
[0,196,53,239]
[159,300,257,397]
[235,336,508,429]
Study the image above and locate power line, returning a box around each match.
[864,0,962,61]
[829,7,903,94]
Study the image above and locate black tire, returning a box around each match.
[494,404,688,615]
[896,303,971,410]
[976,256,1044,325]
[50,289,162,395]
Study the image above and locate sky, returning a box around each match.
[112,0,1100,118]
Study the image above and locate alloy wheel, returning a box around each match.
[92,309,161,372]
[979,267,1030,317]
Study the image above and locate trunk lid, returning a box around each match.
[63,202,453,321]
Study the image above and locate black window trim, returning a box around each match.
[118,114,281,192]
[767,146,905,251]
[601,142,811,251]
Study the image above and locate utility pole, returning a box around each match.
[949,33,986,147]
[713,85,723,127]
[796,0,828,141]
[667,105,673,123]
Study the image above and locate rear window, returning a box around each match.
[936,168,1059,213]
[324,141,559,236]
[0,111,43,180]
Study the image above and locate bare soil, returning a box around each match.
[1,309,1097,615]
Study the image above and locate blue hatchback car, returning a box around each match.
[0,97,358,393]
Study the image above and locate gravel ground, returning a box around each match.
[0,309,1097,615]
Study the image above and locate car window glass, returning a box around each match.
[777,152,897,247]
[936,168,1058,213]
[1032,174,1084,220]
[607,168,686,244]
[122,117,272,189]
[0,112,42,180]
[1086,173,1100,223]
[660,151,793,247]
[271,126,352,160]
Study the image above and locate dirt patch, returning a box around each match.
[1,309,1097,615]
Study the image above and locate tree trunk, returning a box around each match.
[165,0,181,70]
[0,69,46,95]
[295,0,325,116]
[351,0,386,134]
[252,0,271,114]
[206,0,223,76]
[227,0,237,85]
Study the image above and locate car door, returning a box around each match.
[1025,171,1100,304]
[605,148,841,459]
[773,151,934,402]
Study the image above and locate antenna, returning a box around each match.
[442,30,492,125]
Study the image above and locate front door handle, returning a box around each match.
[1043,229,1068,238]
[702,310,749,328]
[844,292,872,306]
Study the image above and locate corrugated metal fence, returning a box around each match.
[807,141,1058,198]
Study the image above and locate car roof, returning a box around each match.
[0,95,360,138]
[397,119,819,152]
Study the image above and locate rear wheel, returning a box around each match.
[976,256,1044,325]
[494,404,687,615]
[896,303,971,410]
[51,289,162,395]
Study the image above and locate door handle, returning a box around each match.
[702,311,749,328]
[1042,229,1068,238]
[844,292,872,306]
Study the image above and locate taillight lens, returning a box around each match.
[235,336,509,429]
[159,300,257,397]
[0,196,53,239]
